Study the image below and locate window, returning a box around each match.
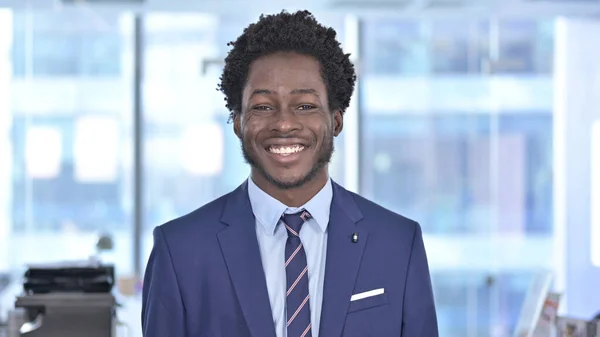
[362,20,429,75]
[361,113,552,234]
[360,18,554,336]
[362,19,554,76]
[2,10,134,275]
[12,11,123,77]
[430,20,490,74]
[495,20,554,74]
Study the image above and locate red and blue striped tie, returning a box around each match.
[282,210,313,337]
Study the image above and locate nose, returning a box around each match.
[269,108,301,134]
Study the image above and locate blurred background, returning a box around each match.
[0,0,599,336]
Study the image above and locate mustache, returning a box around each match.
[264,133,316,142]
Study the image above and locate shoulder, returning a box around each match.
[335,182,421,240]
[155,187,236,243]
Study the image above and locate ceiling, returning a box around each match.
[0,0,599,18]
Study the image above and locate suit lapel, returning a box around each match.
[217,181,277,337]
[319,182,367,337]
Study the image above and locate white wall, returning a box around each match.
[554,17,600,318]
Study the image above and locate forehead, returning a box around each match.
[244,52,327,95]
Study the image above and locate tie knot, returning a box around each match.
[281,209,312,237]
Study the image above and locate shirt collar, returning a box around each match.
[247,176,333,236]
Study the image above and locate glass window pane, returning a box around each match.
[430,20,491,74]
[361,18,554,336]
[1,9,134,277]
[11,11,123,77]
[495,19,554,74]
[362,19,492,75]
[362,19,429,75]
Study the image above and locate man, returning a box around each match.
[142,10,438,337]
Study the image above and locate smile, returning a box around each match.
[267,144,306,156]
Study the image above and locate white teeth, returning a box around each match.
[268,145,305,156]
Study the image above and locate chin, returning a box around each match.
[263,169,317,190]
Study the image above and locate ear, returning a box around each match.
[332,110,343,137]
[233,113,242,139]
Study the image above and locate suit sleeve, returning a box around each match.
[401,222,439,336]
[141,226,186,337]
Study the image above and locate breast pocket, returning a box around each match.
[342,291,392,337]
[348,291,389,313]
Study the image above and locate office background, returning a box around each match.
[0,0,599,336]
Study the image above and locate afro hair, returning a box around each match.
[217,10,357,122]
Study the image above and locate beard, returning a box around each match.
[241,134,334,190]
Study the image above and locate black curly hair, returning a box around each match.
[217,10,357,123]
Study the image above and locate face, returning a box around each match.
[234,52,343,190]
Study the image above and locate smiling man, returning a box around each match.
[142,10,438,337]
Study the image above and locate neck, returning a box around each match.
[251,168,329,207]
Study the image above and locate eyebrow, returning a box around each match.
[249,88,320,99]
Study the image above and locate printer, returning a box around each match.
[6,261,117,337]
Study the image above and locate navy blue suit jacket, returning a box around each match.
[142,181,438,337]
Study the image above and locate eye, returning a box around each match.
[297,104,316,110]
[252,105,273,111]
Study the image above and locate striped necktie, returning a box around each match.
[282,209,313,337]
